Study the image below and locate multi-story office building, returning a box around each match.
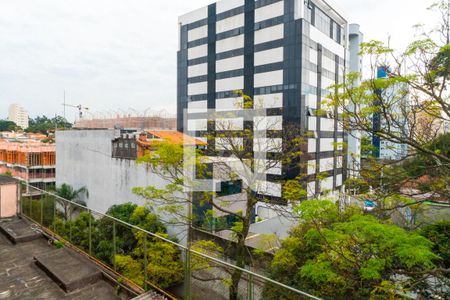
[8,104,29,129]
[178,0,359,217]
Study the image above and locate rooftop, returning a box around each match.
[0,175,18,185]
[139,130,206,146]
[0,217,137,300]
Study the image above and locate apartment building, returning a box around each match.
[178,0,359,211]
[8,104,29,129]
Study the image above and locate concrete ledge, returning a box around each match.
[0,218,42,244]
[34,248,102,292]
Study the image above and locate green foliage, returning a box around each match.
[344,177,370,194]
[53,183,88,220]
[266,200,439,300]
[2,171,12,177]
[49,202,183,290]
[21,195,56,226]
[53,240,65,249]
[0,119,20,131]
[25,115,72,133]
[420,220,450,269]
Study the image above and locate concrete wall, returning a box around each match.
[0,183,18,218]
[56,129,187,245]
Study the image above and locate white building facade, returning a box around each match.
[8,104,29,129]
[55,129,188,245]
[178,0,359,205]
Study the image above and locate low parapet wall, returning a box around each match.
[0,176,18,218]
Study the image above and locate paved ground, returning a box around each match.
[0,218,125,300]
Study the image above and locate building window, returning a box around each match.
[217,180,242,197]
[304,0,314,24]
[314,8,331,37]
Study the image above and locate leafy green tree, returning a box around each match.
[54,183,89,220]
[325,1,450,215]
[51,202,184,290]
[133,95,307,300]
[26,115,72,133]
[420,220,450,269]
[266,200,440,300]
[0,119,20,131]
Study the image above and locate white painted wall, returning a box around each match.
[56,130,188,245]
[254,24,284,45]
[319,157,334,172]
[216,97,243,111]
[188,63,208,78]
[320,118,335,131]
[308,138,316,153]
[309,25,345,58]
[320,138,335,152]
[188,100,207,113]
[254,70,283,88]
[255,1,284,23]
[307,160,316,175]
[179,6,207,25]
[216,34,244,53]
[321,176,334,191]
[254,47,283,66]
[188,44,208,60]
[188,119,208,131]
[216,76,244,92]
[188,25,208,42]
[216,14,244,33]
[216,0,244,14]
[188,81,208,96]
[253,93,283,108]
[216,55,244,72]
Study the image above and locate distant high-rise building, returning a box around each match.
[8,104,29,129]
[372,66,409,161]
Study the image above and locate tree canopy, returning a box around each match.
[266,200,442,300]
[26,115,72,133]
[0,119,20,131]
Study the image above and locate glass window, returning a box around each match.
[217,180,242,197]
[315,8,331,37]
[331,22,342,44]
[304,1,313,24]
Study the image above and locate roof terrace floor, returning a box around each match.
[0,218,125,300]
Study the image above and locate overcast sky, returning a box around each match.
[0,0,436,121]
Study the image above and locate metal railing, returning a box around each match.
[19,183,320,300]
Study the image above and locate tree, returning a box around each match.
[133,94,307,300]
[266,200,441,300]
[420,220,450,269]
[51,202,184,289]
[26,115,72,133]
[54,183,89,220]
[0,119,20,131]
[325,1,450,211]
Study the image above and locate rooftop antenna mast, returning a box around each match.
[63,90,66,121]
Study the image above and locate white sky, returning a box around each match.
[0,0,436,121]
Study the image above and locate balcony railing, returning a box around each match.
[19,183,320,300]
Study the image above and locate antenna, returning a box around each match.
[63,90,66,129]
